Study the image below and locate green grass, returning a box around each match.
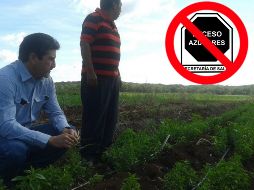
[2,82,254,189]
[57,94,81,107]
[55,81,254,107]
[55,82,254,107]
[56,92,253,107]
[120,92,252,106]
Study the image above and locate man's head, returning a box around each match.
[100,0,122,20]
[19,33,60,79]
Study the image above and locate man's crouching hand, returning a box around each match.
[48,129,80,148]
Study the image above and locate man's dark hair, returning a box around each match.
[18,33,60,62]
[100,0,120,10]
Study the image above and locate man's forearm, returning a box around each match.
[0,120,50,148]
[80,41,98,86]
[80,41,94,69]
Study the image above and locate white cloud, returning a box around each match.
[51,62,81,82]
[49,0,254,85]
[0,50,17,64]
[0,2,44,15]
[120,49,193,85]
[117,0,180,83]
[70,0,177,19]
[70,0,100,13]
[17,3,42,15]
[118,0,178,52]
[69,0,179,83]
[0,32,27,47]
[121,0,176,19]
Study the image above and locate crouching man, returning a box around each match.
[0,33,79,185]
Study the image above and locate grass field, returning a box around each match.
[2,82,254,190]
[57,91,253,107]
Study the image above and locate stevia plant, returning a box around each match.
[198,156,251,190]
[13,148,92,190]
[12,168,49,190]
[0,179,6,190]
[164,161,198,190]
[121,173,141,190]
[103,128,161,171]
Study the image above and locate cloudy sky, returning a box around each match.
[0,0,253,85]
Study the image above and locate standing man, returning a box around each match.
[80,0,122,164]
[0,33,79,184]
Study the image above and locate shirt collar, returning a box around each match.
[95,8,113,22]
[16,60,33,82]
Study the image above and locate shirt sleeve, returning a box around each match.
[0,76,50,148]
[43,78,70,133]
[80,14,99,44]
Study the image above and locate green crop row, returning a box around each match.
[103,117,209,171]
[56,91,252,107]
[103,104,254,189]
[2,103,254,189]
[9,149,91,190]
[163,156,251,190]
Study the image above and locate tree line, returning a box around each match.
[55,81,254,95]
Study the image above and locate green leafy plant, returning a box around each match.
[121,173,141,190]
[164,161,198,190]
[104,128,161,171]
[213,120,254,160]
[63,149,91,181]
[88,174,104,187]
[12,168,48,190]
[0,179,6,190]
[199,156,251,190]
[157,119,208,144]
[212,127,234,155]
[13,148,91,190]
[13,166,73,190]
[232,123,254,160]
[40,166,73,190]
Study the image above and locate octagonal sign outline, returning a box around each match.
[165,1,248,84]
[181,13,233,69]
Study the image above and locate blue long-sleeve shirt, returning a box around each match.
[0,60,70,148]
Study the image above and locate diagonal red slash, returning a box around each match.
[165,1,248,84]
[181,16,232,68]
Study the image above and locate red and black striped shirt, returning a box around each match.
[81,8,121,77]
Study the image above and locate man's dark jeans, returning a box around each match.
[0,124,67,184]
[80,75,120,162]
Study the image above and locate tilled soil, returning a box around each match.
[59,102,245,190]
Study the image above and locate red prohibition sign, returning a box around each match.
[165,1,248,84]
